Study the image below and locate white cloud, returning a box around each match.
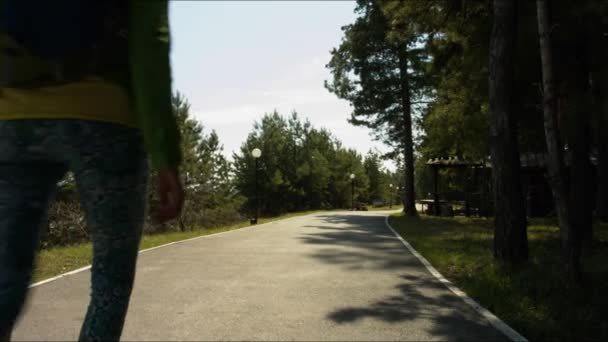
[292,55,331,81]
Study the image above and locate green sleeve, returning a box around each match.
[129,0,182,170]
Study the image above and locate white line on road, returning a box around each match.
[29,265,93,288]
[383,215,528,342]
[30,214,310,288]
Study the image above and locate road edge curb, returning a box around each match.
[384,215,528,342]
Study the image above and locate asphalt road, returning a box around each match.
[13,211,509,341]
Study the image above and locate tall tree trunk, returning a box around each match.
[598,86,608,221]
[592,10,608,222]
[595,80,608,222]
[536,0,580,280]
[570,111,593,252]
[569,49,593,251]
[576,10,600,247]
[488,0,528,265]
[398,49,417,217]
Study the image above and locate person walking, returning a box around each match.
[0,1,183,341]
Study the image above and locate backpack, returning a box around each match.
[0,0,130,88]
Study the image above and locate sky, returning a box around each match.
[169,1,395,170]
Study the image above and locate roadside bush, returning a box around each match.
[42,200,88,248]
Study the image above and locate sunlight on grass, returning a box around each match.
[33,210,321,283]
[388,214,608,341]
[35,244,93,282]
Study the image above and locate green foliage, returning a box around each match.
[363,151,384,203]
[233,110,387,216]
[383,1,493,162]
[43,198,87,249]
[391,0,605,172]
[149,92,243,232]
[325,0,430,152]
[42,173,86,248]
[327,0,446,215]
[363,150,398,205]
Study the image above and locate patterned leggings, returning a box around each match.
[0,119,148,341]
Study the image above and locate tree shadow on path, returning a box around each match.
[300,213,508,341]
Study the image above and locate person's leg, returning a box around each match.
[0,164,66,339]
[68,122,148,342]
[0,120,68,341]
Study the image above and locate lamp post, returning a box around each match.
[396,186,400,208]
[294,137,303,208]
[251,148,262,224]
[350,173,355,211]
[389,184,393,209]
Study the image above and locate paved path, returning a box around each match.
[14,211,508,341]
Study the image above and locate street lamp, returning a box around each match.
[295,137,303,148]
[294,137,303,161]
[395,186,400,208]
[251,148,262,224]
[350,173,355,211]
[293,137,303,208]
[389,183,393,209]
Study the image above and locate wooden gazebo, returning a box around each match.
[423,157,489,216]
[423,152,598,217]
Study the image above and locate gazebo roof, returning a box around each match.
[427,152,598,169]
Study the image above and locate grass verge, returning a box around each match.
[34,210,320,283]
[388,213,608,342]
